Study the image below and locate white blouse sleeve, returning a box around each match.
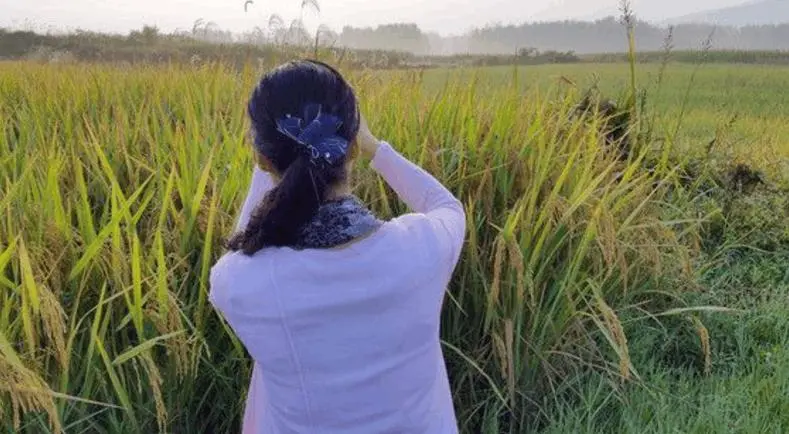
[235,166,277,232]
[370,141,466,270]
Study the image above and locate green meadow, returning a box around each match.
[1,59,788,433]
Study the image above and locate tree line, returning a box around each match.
[4,16,789,67]
[338,18,789,55]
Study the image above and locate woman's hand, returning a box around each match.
[356,114,381,160]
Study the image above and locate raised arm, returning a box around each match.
[235,166,276,232]
[370,141,466,268]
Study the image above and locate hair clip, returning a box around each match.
[276,103,349,168]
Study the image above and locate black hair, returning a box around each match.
[226,60,360,255]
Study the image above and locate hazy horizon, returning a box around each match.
[0,0,753,36]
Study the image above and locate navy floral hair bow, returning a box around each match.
[276,103,349,168]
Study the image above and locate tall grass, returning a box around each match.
[1,61,705,433]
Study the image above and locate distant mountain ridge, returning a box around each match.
[532,0,789,27]
[666,0,789,26]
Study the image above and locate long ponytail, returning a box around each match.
[226,157,345,254]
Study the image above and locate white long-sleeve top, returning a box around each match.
[209,142,466,433]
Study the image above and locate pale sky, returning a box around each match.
[0,0,749,35]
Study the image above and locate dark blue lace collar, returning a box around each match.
[293,196,382,250]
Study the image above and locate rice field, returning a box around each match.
[425,63,789,173]
[1,60,788,433]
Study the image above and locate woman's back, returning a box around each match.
[212,220,456,432]
[211,143,464,433]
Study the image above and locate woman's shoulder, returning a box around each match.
[211,250,248,278]
[382,212,446,236]
[211,248,280,282]
[209,250,275,308]
[379,211,465,272]
[378,213,446,253]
